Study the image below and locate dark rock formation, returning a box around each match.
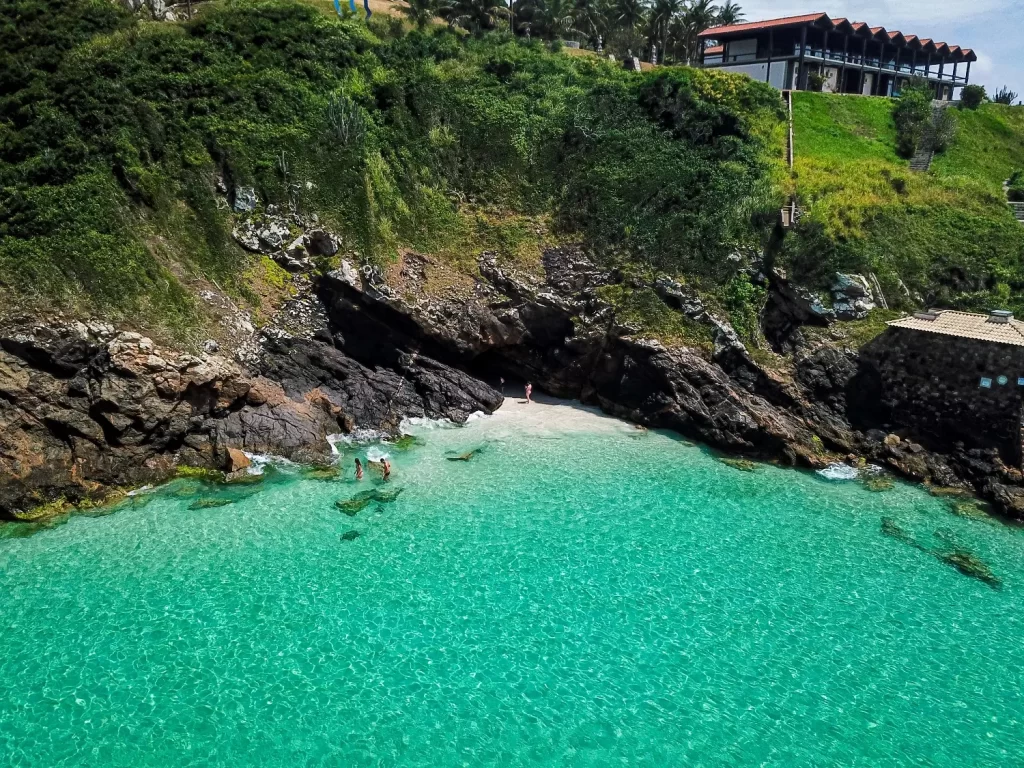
[0,320,500,520]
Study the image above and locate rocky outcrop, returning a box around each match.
[0,321,500,520]
[317,247,829,468]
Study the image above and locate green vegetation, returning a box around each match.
[0,0,783,338]
[1008,170,1024,203]
[960,84,986,111]
[787,91,1024,315]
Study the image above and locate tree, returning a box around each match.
[960,84,986,110]
[673,0,717,65]
[401,0,443,29]
[894,79,934,157]
[442,0,511,34]
[611,0,646,31]
[716,0,743,26]
[648,0,682,63]
[521,0,577,39]
[993,86,1019,106]
[572,0,609,43]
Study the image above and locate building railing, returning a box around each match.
[706,47,969,83]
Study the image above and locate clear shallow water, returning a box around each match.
[2,401,1024,767]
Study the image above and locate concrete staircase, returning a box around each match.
[909,102,948,173]
[1009,201,1024,224]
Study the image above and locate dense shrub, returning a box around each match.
[961,84,986,110]
[893,80,933,157]
[0,0,783,324]
[931,108,959,153]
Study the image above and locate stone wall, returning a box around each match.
[864,327,1024,465]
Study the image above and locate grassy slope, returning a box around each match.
[788,93,1024,313]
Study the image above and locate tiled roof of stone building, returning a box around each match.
[888,310,1024,346]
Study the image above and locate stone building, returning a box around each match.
[865,310,1024,466]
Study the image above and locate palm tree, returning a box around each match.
[441,0,511,33]
[573,0,608,44]
[521,0,577,39]
[648,0,682,63]
[612,0,647,33]
[401,0,443,28]
[675,0,717,65]
[715,0,743,26]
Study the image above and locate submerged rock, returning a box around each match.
[334,486,402,516]
[335,496,373,516]
[189,498,235,510]
[861,475,895,492]
[939,551,1001,589]
[303,465,342,481]
[340,529,360,542]
[946,499,993,522]
[718,457,759,472]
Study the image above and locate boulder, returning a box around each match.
[232,186,258,214]
[831,273,877,321]
[304,229,340,257]
[226,448,251,473]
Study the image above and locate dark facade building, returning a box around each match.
[699,13,977,100]
[865,310,1024,467]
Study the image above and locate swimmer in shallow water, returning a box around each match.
[354,458,363,480]
[382,458,391,481]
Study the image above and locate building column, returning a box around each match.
[840,32,849,92]
[797,25,807,89]
[911,48,917,79]
[873,42,885,96]
[965,60,971,85]
[766,29,774,84]
[859,37,868,94]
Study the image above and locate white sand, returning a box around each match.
[485,390,640,438]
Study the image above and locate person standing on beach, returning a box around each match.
[355,458,363,480]
[525,382,533,404]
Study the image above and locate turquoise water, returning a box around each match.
[2,401,1024,767]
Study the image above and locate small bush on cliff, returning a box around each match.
[893,80,933,158]
[960,84,986,110]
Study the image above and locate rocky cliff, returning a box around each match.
[5,245,1024,522]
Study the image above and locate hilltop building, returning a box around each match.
[865,310,1024,467]
[699,13,976,100]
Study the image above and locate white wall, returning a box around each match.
[822,66,840,94]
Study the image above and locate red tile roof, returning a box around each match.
[698,12,828,38]
[699,13,976,59]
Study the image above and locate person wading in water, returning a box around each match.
[354,458,363,480]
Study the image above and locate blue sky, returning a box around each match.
[737,1,1023,101]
